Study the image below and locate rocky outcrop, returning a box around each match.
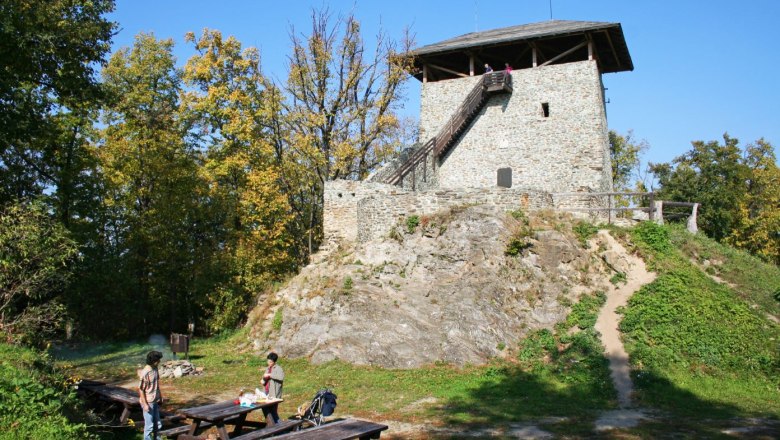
[248,206,613,368]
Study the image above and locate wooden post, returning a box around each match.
[423,64,428,83]
[588,39,594,60]
[648,192,655,221]
[469,55,475,76]
[532,46,538,67]
[607,194,612,224]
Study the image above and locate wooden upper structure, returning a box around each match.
[408,20,633,82]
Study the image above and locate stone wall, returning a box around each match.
[324,180,405,244]
[420,60,613,196]
[325,180,552,244]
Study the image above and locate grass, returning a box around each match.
[620,222,780,421]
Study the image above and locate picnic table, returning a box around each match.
[270,419,388,440]
[175,398,284,440]
[78,381,140,424]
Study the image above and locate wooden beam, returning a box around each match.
[531,44,538,67]
[423,64,428,83]
[602,29,622,69]
[540,40,588,67]
[427,63,469,78]
[469,55,474,76]
[587,37,593,61]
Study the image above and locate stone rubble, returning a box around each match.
[157,360,204,378]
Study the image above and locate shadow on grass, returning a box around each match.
[429,367,777,439]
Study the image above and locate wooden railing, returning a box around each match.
[384,72,512,186]
[554,192,700,232]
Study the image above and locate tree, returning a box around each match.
[609,130,649,211]
[726,139,780,264]
[0,0,115,203]
[0,201,78,346]
[276,9,413,252]
[650,134,748,242]
[93,33,202,336]
[181,29,297,332]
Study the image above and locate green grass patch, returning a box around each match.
[622,223,780,419]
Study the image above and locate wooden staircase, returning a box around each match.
[384,72,512,186]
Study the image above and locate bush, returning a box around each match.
[405,215,420,233]
[0,344,94,439]
[0,201,78,346]
[505,209,534,256]
[572,221,599,247]
[205,285,251,334]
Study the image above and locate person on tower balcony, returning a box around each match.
[484,63,493,73]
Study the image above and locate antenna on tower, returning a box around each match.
[549,0,553,20]
[474,0,479,32]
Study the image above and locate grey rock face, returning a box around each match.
[252,206,608,368]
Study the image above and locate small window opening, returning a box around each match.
[541,102,550,118]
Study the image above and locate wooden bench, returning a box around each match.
[269,419,388,440]
[78,382,140,424]
[158,415,243,439]
[175,420,302,440]
[230,420,304,439]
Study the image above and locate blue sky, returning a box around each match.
[109,0,780,169]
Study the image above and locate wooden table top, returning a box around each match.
[178,399,282,422]
[80,383,139,406]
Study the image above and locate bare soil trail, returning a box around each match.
[592,230,656,430]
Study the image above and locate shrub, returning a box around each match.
[342,276,353,294]
[0,344,94,439]
[405,215,420,233]
[572,221,599,247]
[610,272,627,285]
[505,209,534,256]
[272,308,283,331]
[0,201,79,346]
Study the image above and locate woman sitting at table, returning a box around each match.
[261,352,284,423]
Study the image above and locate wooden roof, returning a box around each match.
[408,20,633,81]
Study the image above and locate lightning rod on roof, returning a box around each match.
[474,0,479,32]
[549,0,554,20]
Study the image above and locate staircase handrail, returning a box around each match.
[384,72,511,186]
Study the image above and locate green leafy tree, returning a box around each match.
[0,0,115,203]
[650,134,748,241]
[0,202,77,345]
[181,29,297,332]
[726,139,780,264]
[609,130,649,211]
[92,33,203,336]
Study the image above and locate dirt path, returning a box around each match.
[594,231,656,409]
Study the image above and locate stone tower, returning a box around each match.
[324,20,633,246]
[372,20,633,197]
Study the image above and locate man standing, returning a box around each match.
[261,352,284,424]
[139,351,163,440]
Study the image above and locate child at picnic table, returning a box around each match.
[139,350,164,440]
[260,352,284,423]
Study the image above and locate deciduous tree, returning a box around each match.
[277,9,413,252]
[0,0,115,203]
[182,29,296,332]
